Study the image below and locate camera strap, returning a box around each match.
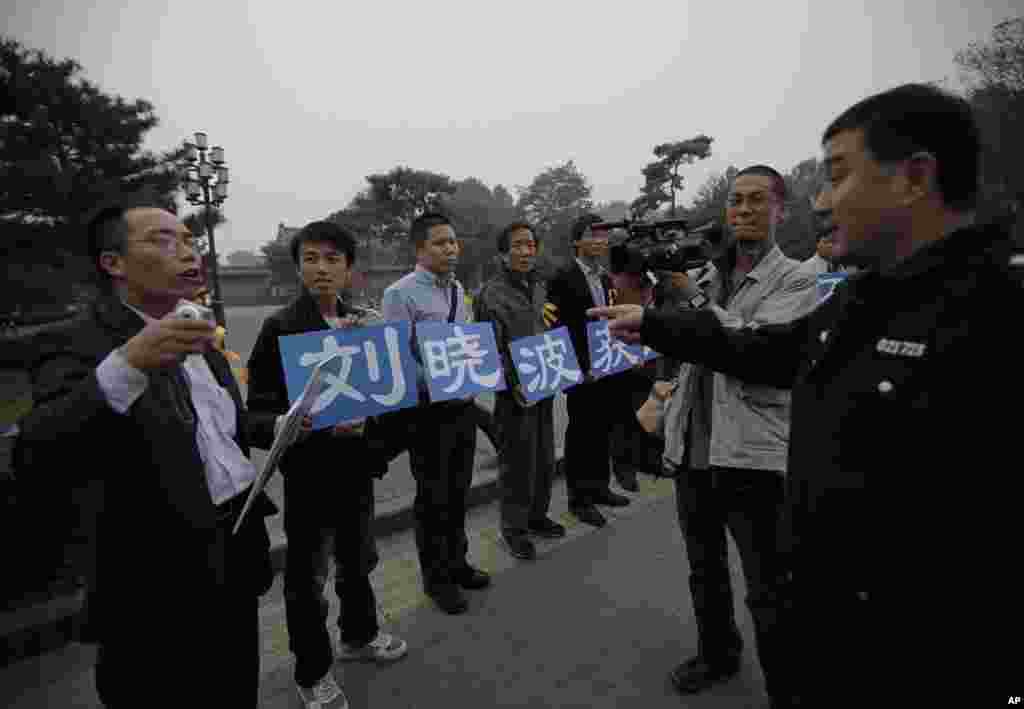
[448,283,459,323]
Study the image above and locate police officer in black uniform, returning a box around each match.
[589,83,1022,707]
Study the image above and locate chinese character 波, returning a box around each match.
[517,332,582,394]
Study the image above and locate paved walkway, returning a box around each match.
[0,476,772,709]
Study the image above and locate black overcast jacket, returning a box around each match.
[641,222,1022,601]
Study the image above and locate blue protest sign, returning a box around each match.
[278,322,419,430]
[817,272,848,303]
[586,320,659,379]
[509,326,584,403]
[415,322,506,403]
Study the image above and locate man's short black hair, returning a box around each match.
[733,165,787,203]
[290,221,357,267]
[496,221,537,254]
[571,213,606,242]
[410,212,453,249]
[85,192,175,290]
[823,83,980,213]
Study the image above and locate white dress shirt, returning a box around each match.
[95,306,257,505]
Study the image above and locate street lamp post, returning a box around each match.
[181,131,229,327]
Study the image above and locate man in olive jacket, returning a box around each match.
[474,222,566,561]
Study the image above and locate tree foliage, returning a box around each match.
[516,160,593,268]
[686,166,738,226]
[632,135,713,218]
[441,177,520,286]
[778,157,824,259]
[1,36,183,307]
[349,166,456,244]
[956,16,1023,234]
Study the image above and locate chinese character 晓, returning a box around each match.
[424,326,501,394]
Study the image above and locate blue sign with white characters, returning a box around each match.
[278,322,419,430]
[817,272,849,303]
[508,326,584,403]
[415,322,506,403]
[586,320,659,379]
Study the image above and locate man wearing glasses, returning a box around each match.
[657,166,815,700]
[14,198,277,706]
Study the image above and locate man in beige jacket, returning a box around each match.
[660,166,815,701]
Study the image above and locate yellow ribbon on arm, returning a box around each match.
[211,326,247,386]
[543,302,559,328]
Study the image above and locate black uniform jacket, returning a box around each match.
[641,222,1022,597]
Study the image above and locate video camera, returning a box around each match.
[597,218,727,276]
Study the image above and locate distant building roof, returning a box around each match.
[277,222,300,243]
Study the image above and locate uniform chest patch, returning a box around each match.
[876,338,926,358]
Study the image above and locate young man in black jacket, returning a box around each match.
[247,221,407,709]
[589,83,1022,707]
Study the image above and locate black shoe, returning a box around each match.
[528,517,567,538]
[591,489,631,507]
[426,584,469,614]
[613,466,639,492]
[669,655,741,694]
[569,503,607,528]
[453,566,491,590]
[503,534,537,560]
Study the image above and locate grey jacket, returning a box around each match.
[663,243,817,473]
[473,266,547,396]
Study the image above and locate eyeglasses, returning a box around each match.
[132,231,198,254]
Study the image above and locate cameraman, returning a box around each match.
[653,166,816,700]
[590,83,1021,707]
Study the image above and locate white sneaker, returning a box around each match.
[296,670,348,709]
[337,631,409,663]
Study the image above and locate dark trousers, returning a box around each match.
[283,471,380,688]
[564,378,614,506]
[96,594,259,707]
[96,512,265,707]
[782,583,870,706]
[408,401,476,589]
[674,465,787,698]
[609,369,663,474]
[494,391,555,536]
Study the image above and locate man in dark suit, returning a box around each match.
[14,197,277,707]
[545,214,631,528]
[247,221,407,709]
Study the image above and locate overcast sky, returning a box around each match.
[6,0,1018,258]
